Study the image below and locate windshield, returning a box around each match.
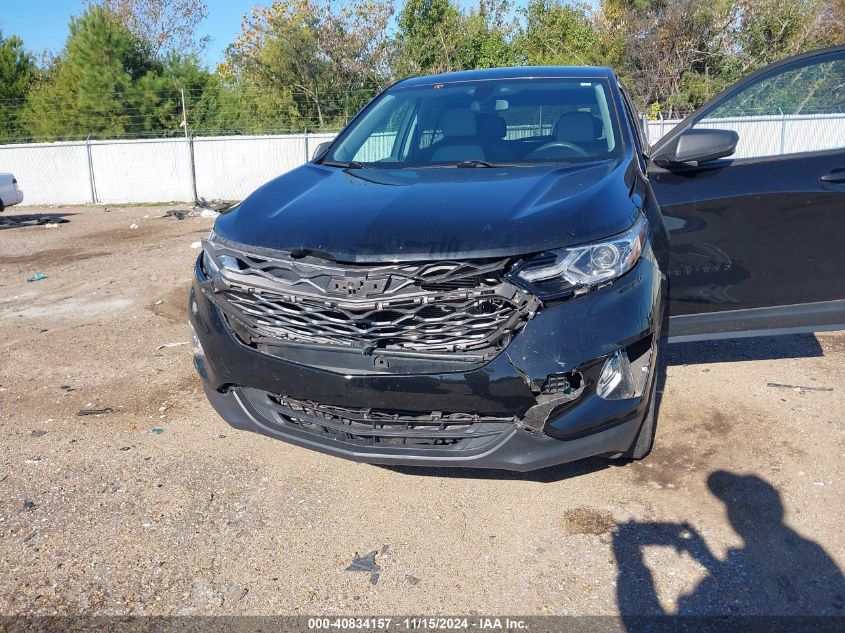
[324,77,624,168]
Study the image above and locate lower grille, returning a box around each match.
[203,241,539,356]
[240,388,515,451]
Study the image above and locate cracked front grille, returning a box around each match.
[240,388,515,450]
[204,241,539,355]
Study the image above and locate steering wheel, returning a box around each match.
[527,141,589,160]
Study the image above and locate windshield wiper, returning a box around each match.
[321,160,368,169]
[455,159,510,168]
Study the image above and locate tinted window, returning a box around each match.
[328,78,624,167]
[692,53,845,160]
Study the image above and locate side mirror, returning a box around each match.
[653,129,738,167]
[312,141,332,161]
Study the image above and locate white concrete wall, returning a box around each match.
[0,115,842,206]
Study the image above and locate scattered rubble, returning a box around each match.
[767,383,833,393]
[346,550,381,585]
[76,407,114,416]
[156,341,188,351]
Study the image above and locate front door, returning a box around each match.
[649,46,845,341]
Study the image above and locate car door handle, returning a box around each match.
[820,169,845,184]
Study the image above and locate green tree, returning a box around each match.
[515,1,605,67]
[0,31,37,141]
[85,0,210,57]
[22,6,158,139]
[393,0,518,76]
[223,1,395,131]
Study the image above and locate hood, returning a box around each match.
[214,159,639,263]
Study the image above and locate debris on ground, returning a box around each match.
[31,430,47,438]
[76,407,114,416]
[23,500,36,511]
[26,272,47,282]
[36,216,69,225]
[405,575,420,586]
[190,241,202,249]
[156,341,188,351]
[346,550,381,585]
[766,383,833,393]
[1,215,68,228]
[129,223,139,229]
[151,428,165,434]
[164,210,187,220]
[196,198,234,213]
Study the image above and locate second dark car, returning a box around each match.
[189,46,845,471]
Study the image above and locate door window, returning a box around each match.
[691,53,845,160]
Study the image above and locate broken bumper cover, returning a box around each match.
[190,251,664,471]
[202,384,645,471]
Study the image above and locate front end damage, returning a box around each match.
[190,234,665,471]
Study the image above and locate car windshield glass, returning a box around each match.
[324,77,624,168]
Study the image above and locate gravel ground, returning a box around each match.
[0,205,843,617]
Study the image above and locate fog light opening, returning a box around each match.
[597,344,652,401]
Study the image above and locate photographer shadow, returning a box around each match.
[613,470,844,624]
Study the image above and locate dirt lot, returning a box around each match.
[0,205,843,618]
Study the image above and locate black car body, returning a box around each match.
[190,47,845,471]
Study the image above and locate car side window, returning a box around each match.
[691,52,844,161]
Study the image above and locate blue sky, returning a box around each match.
[0,1,527,68]
[0,0,257,67]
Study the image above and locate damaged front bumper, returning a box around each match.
[190,249,664,471]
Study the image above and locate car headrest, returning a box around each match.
[554,111,600,143]
[431,145,486,161]
[476,114,507,140]
[440,110,478,137]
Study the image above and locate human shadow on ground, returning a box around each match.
[613,470,845,629]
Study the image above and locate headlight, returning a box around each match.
[201,231,241,280]
[512,216,648,298]
[201,249,221,279]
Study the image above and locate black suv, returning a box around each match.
[189,47,845,471]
